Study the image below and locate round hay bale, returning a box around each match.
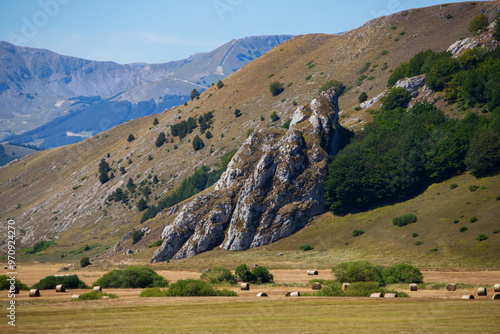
[370,292,384,298]
[462,294,475,299]
[241,283,250,291]
[286,291,300,297]
[478,287,487,296]
[494,284,500,292]
[256,292,268,297]
[72,294,80,300]
[409,283,418,291]
[93,286,102,292]
[446,283,457,291]
[492,294,500,300]
[56,284,66,293]
[311,282,322,290]
[29,289,40,297]
[384,293,398,298]
[342,283,350,290]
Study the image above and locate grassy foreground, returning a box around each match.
[14,297,500,333]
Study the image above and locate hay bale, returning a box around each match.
[311,282,322,290]
[462,294,475,299]
[492,294,500,300]
[409,283,417,291]
[306,270,319,275]
[446,283,457,291]
[494,284,500,293]
[256,292,268,297]
[240,283,250,291]
[71,294,80,300]
[342,283,350,290]
[385,293,398,298]
[370,293,384,298]
[286,291,300,297]
[29,289,40,297]
[56,284,66,293]
[93,286,102,292]
[478,287,487,296]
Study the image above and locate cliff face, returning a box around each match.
[151,88,341,262]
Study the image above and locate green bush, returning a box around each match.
[381,87,412,111]
[153,118,159,125]
[300,244,313,251]
[415,241,423,246]
[430,248,438,252]
[343,282,382,297]
[352,229,365,237]
[476,234,488,241]
[314,282,344,296]
[459,226,468,232]
[305,75,312,81]
[0,275,29,291]
[24,240,56,254]
[234,109,242,117]
[393,214,417,227]
[281,119,291,129]
[80,257,90,268]
[140,287,168,297]
[192,135,205,151]
[469,14,489,36]
[270,111,280,122]
[75,291,117,300]
[358,62,371,74]
[216,80,224,89]
[166,279,237,296]
[468,185,480,192]
[331,261,384,284]
[148,240,163,248]
[32,275,88,290]
[453,219,459,224]
[411,233,419,238]
[269,81,284,96]
[470,216,478,223]
[94,266,169,288]
[132,230,145,244]
[251,266,274,284]
[383,263,423,284]
[318,80,346,95]
[450,183,458,189]
[358,92,368,103]
[155,132,166,147]
[200,267,236,284]
[235,264,255,283]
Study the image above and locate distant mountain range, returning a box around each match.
[0,35,292,148]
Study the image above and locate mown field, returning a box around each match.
[2,265,500,333]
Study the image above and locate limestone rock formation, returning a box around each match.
[150,88,342,262]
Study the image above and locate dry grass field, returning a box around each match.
[2,264,500,333]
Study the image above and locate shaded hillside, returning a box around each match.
[0,1,498,260]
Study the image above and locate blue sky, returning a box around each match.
[0,0,472,64]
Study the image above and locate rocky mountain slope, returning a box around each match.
[0,1,498,262]
[0,35,292,142]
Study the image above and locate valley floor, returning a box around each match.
[2,264,500,333]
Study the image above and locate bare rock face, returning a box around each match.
[151,88,342,263]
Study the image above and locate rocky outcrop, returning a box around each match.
[447,22,499,58]
[150,88,342,262]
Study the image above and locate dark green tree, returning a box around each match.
[190,89,200,100]
[269,81,284,96]
[127,134,135,142]
[137,198,148,211]
[192,135,205,151]
[234,109,242,118]
[205,131,213,139]
[358,92,368,103]
[381,87,412,111]
[469,14,489,36]
[98,159,111,184]
[153,118,159,125]
[155,132,166,147]
[216,80,224,89]
[270,111,280,122]
[465,129,500,177]
[80,257,90,268]
[132,230,145,244]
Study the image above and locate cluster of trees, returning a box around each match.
[198,111,214,133]
[325,47,500,214]
[171,117,197,139]
[98,159,112,184]
[141,150,236,223]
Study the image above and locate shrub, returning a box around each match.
[450,183,458,189]
[94,266,169,288]
[251,266,274,284]
[318,80,346,95]
[415,241,423,246]
[155,132,166,147]
[148,240,163,248]
[127,134,135,142]
[382,87,412,111]
[216,80,224,89]
[392,214,417,227]
[305,75,312,81]
[380,50,389,56]
[300,244,313,251]
[313,282,344,296]
[493,229,500,234]
[75,291,117,300]
[136,198,148,211]
[235,264,255,282]
[24,240,56,254]
[166,279,237,296]
[352,229,365,237]
[430,247,438,252]
[332,261,384,284]
[411,233,419,238]
[153,118,159,125]
[469,14,489,36]
[80,257,90,268]
[190,89,200,100]
[269,81,284,96]
[234,109,242,118]
[281,119,291,129]
[192,135,205,151]
[140,287,168,297]
[383,263,423,284]
[270,111,280,122]
[469,216,478,223]
[358,62,371,74]
[344,282,382,297]
[32,275,88,290]
[459,226,468,232]
[358,92,368,103]
[453,219,459,224]
[205,131,213,139]
[468,185,479,192]
[200,267,236,284]
[476,234,488,241]
[0,275,29,291]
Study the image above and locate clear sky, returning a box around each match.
[0,0,475,64]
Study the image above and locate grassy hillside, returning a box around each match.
[1,1,499,267]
